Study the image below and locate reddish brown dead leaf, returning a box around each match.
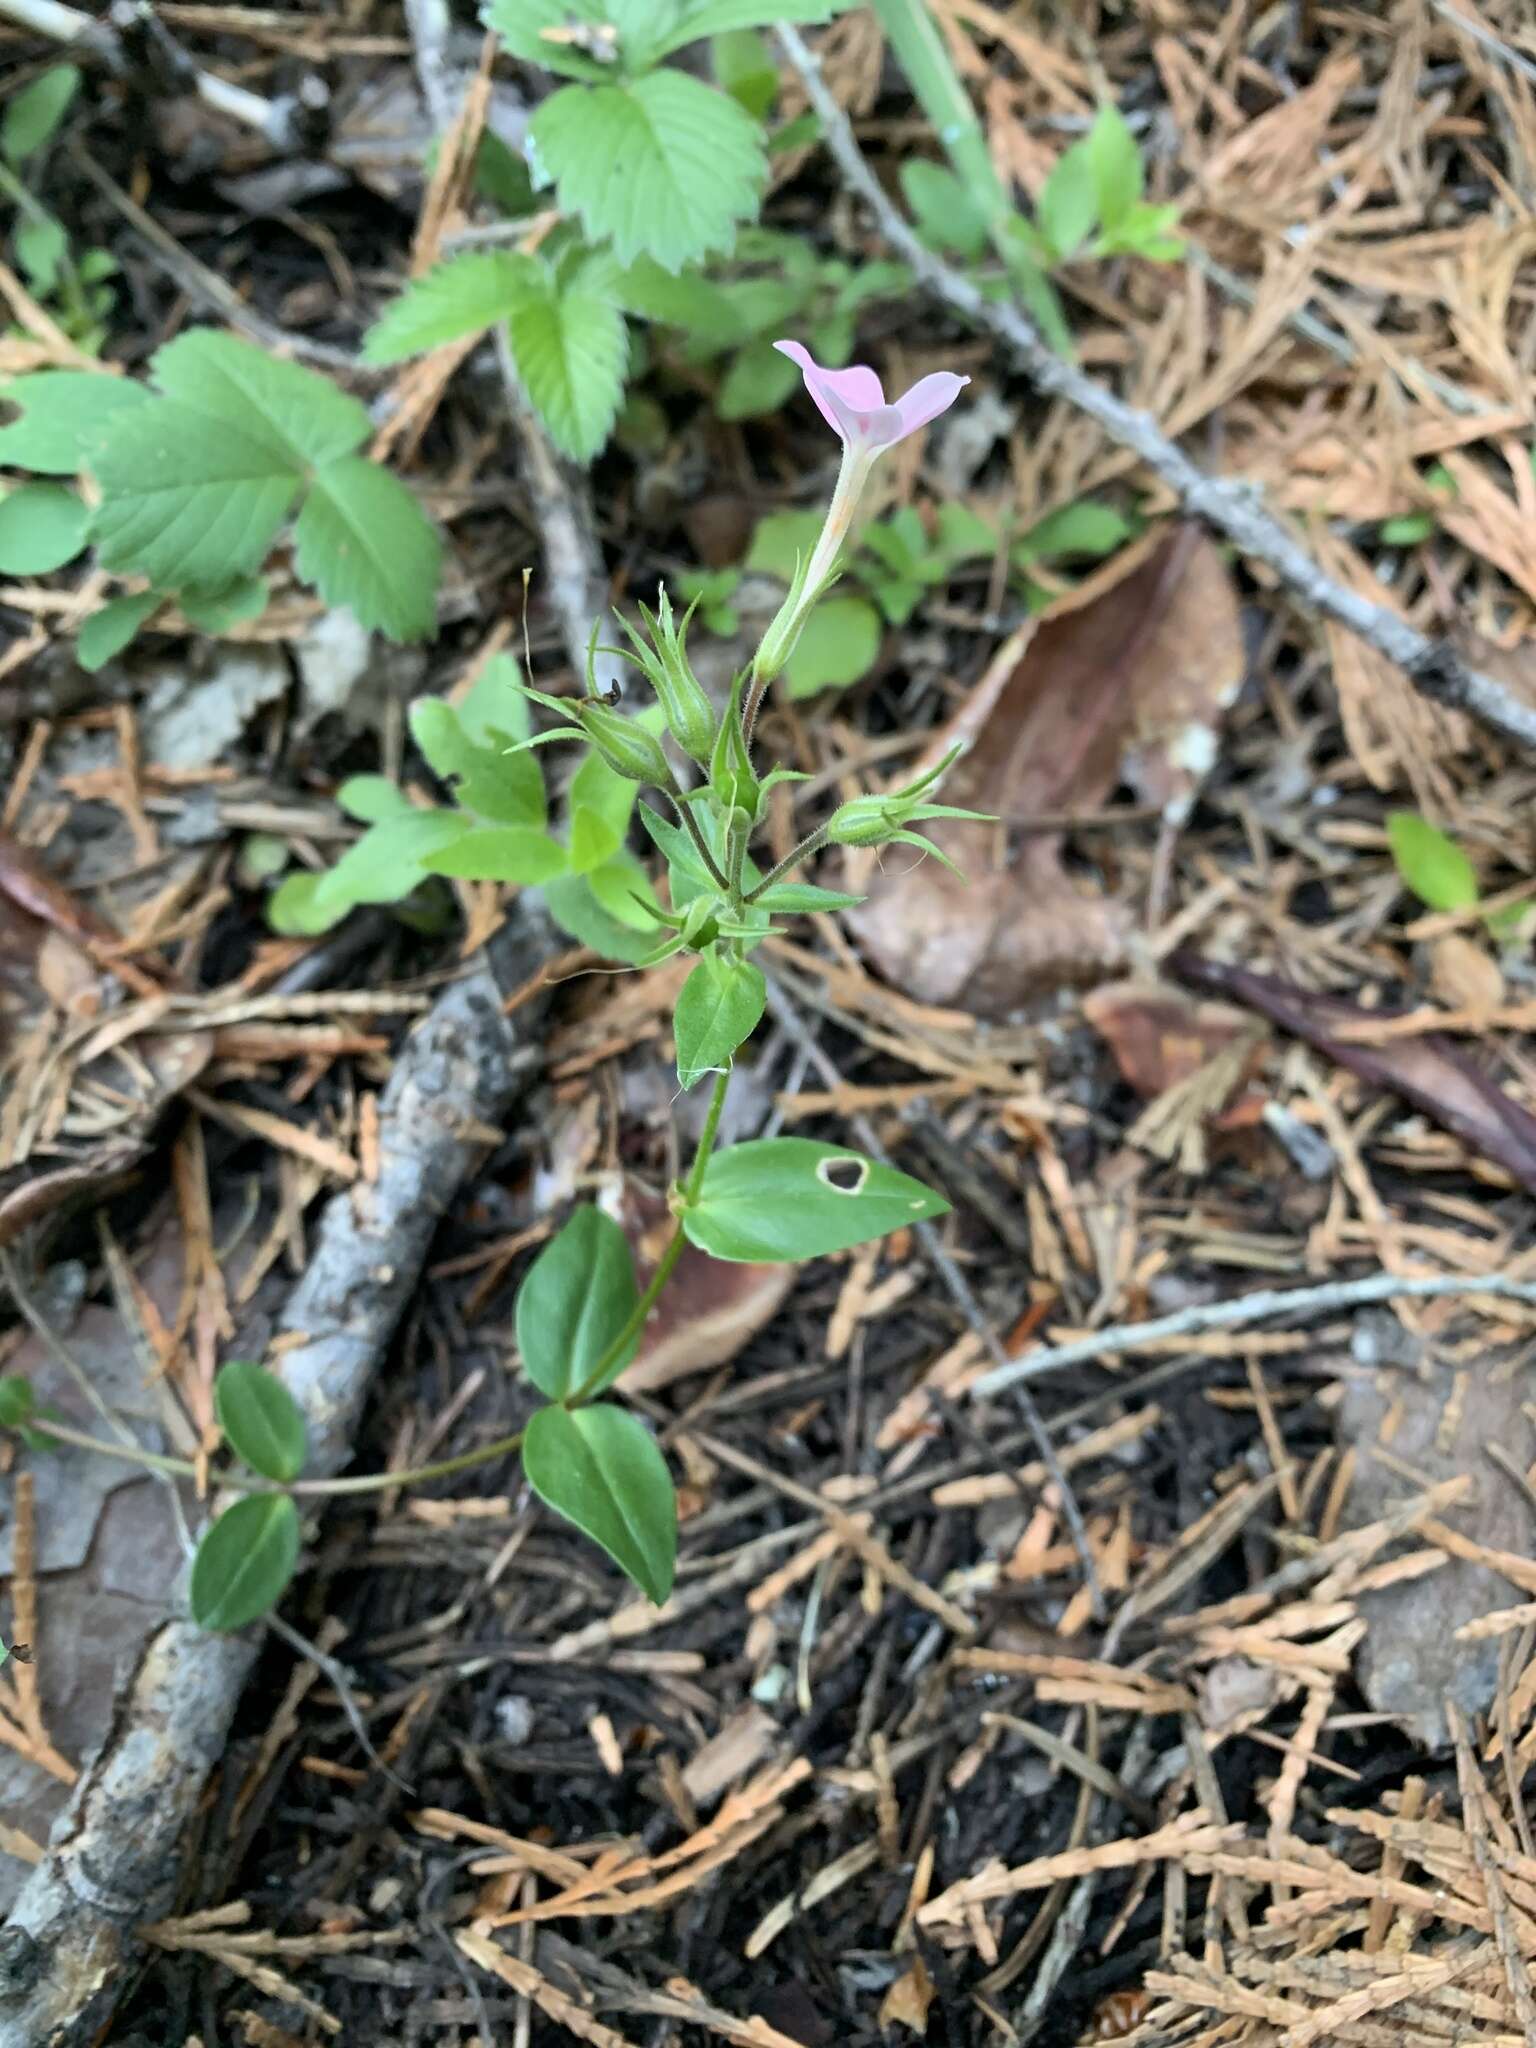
[879,1958,936,2037]
[1169,950,1536,1194]
[1083,979,1260,1098]
[845,527,1244,1013]
[614,1180,794,1393]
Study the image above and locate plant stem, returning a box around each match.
[671,788,729,891]
[25,1417,201,1479]
[743,827,830,904]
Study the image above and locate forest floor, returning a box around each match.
[8,3,1536,2046]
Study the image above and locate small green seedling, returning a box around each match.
[1387,809,1529,941]
[0,66,118,354]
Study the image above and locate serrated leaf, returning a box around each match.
[0,371,151,473]
[683,1137,950,1262]
[362,250,532,363]
[421,824,567,882]
[3,64,81,163]
[0,482,89,573]
[517,1205,639,1399]
[294,455,441,642]
[214,1360,308,1483]
[190,1495,301,1631]
[522,1403,676,1603]
[674,953,764,1088]
[531,70,763,274]
[1387,810,1480,914]
[90,403,303,588]
[77,591,159,671]
[150,329,370,466]
[506,256,628,461]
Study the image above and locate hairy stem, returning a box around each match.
[743,827,830,904]
[671,788,730,891]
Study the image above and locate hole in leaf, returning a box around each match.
[817,1156,869,1196]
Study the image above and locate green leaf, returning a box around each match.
[3,64,81,163]
[506,255,629,461]
[745,508,824,579]
[0,1376,37,1428]
[1019,499,1133,563]
[190,1495,301,1631]
[336,774,413,823]
[569,741,643,847]
[361,251,531,363]
[150,329,370,466]
[1379,512,1436,546]
[473,130,538,214]
[0,371,151,473]
[90,404,304,589]
[459,651,532,746]
[412,696,545,826]
[674,953,765,1089]
[900,159,989,260]
[77,591,159,670]
[1086,104,1142,230]
[1387,810,1480,914]
[585,847,660,929]
[569,803,622,874]
[642,0,838,62]
[420,824,567,882]
[712,27,778,119]
[683,1137,950,1262]
[754,880,863,912]
[267,811,469,935]
[16,215,67,294]
[716,337,800,419]
[784,596,881,699]
[294,455,440,642]
[0,482,88,573]
[1038,138,1098,261]
[545,869,657,962]
[484,0,626,81]
[180,575,268,633]
[522,1403,676,1603]
[214,1360,308,1483]
[516,1205,639,1399]
[531,70,763,273]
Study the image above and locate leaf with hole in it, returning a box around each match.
[531,70,763,274]
[517,1205,639,1400]
[673,953,764,1089]
[1387,810,1480,915]
[0,371,151,473]
[522,1402,676,1603]
[0,482,89,573]
[505,255,629,461]
[294,455,440,643]
[362,251,533,363]
[683,1137,950,1263]
[190,1495,301,1631]
[214,1360,308,1482]
[2,64,81,164]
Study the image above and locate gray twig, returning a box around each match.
[971,1270,1536,1399]
[762,972,1105,1622]
[775,25,1536,757]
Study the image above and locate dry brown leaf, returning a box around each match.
[1083,979,1261,1098]
[879,1957,936,2036]
[616,1180,793,1393]
[1429,932,1504,1017]
[845,528,1243,1013]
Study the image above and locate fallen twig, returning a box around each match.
[776,25,1536,757]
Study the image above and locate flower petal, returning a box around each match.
[774,339,886,445]
[891,371,970,439]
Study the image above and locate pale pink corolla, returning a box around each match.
[773,340,969,454]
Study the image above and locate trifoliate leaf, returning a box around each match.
[150,329,370,465]
[0,482,89,573]
[0,371,151,473]
[362,251,533,363]
[293,455,441,642]
[506,256,628,460]
[531,69,764,273]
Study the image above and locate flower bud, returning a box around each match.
[574,701,673,786]
[709,676,759,817]
[644,590,716,764]
[824,793,897,847]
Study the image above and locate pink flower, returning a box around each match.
[773,340,968,453]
